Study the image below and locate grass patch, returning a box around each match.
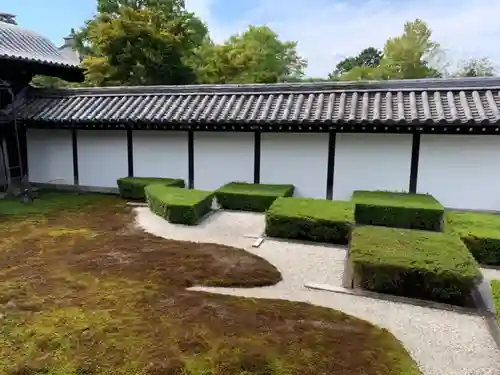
[215,182,294,212]
[350,226,482,306]
[266,197,353,244]
[0,190,113,217]
[145,184,213,225]
[117,177,185,201]
[492,280,500,326]
[0,192,422,375]
[353,190,444,231]
[446,211,500,266]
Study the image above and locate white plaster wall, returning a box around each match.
[27,128,73,184]
[418,135,500,211]
[133,131,189,182]
[260,133,329,198]
[333,134,413,200]
[193,132,254,190]
[77,130,128,188]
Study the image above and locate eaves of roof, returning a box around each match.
[0,21,82,70]
[14,77,500,131]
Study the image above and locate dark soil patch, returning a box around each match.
[0,191,421,375]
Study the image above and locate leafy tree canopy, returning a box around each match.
[73,0,208,86]
[191,25,307,84]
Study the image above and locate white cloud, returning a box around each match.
[185,0,500,77]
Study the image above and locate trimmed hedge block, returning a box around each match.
[350,226,483,306]
[145,184,213,225]
[265,197,354,244]
[353,190,444,231]
[117,177,185,201]
[446,211,500,266]
[215,182,294,212]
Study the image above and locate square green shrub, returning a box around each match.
[117,177,185,201]
[350,226,483,306]
[353,190,444,231]
[446,211,500,266]
[144,184,213,225]
[491,280,500,325]
[215,182,294,212]
[265,197,354,244]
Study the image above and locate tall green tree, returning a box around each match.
[381,19,442,79]
[191,26,307,84]
[74,0,207,86]
[337,19,443,81]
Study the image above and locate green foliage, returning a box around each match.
[445,211,500,265]
[144,184,213,225]
[74,0,207,86]
[117,176,185,201]
[191,25,307,84]
[215,182,294,212]
[350,226,483,305]
[335,19,444,81]
[30,75,75,89]
[353,190,444,231]
[266,197,353,244]
[491,280,500,325]
[329,47,383,78]
[0,190,117,217]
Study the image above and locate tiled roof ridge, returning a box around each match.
[29,76,500,97]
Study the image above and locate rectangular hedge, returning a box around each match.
[353,190,444,231]
[265,197,353,244]
[215,182,294,212]
[117,177,185,201]
[350,226,483,306]
[144,184,213,225]
[446,211,500,266]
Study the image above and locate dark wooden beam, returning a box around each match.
[127,129,133,177]
[72,129,79,185]
[188,130,194,189]
[409,133,421,193]
[326,132,336,199]
[253,131,261,184]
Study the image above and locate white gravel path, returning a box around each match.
[482,267,500,281]
[135,207,500,375]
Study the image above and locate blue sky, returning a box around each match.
[4,0,500,76]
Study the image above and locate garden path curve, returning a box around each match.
[134,207,500,375]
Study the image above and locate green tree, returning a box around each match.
[74,0,207,86]
[191,25,307,84]
[381,19,442,79]
[329,47,383,78]
[454,58,496,77]
[337,19,443,81]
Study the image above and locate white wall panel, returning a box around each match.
[260,133,329,198]
[193,132,254,190]
[133,131,189,182]
[27,129,73,184]
[333,134,412,200]
[418,135,500,211]
[77,130,128,188]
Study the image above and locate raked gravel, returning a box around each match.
[134,207,500,375]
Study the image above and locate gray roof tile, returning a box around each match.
[0,21,80,68]
[16,78,500,126]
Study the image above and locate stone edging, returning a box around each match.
[472,287,500,350]
[304,283,481,316]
